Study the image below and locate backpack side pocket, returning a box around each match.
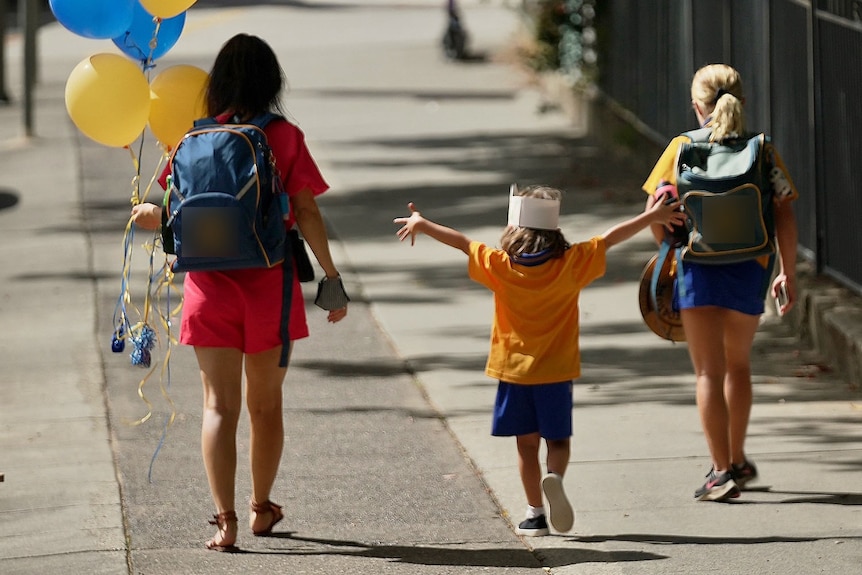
[161,187,176,255]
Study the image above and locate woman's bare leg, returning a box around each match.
[682,307,732,472]
[722,310,760,465]
[196,346,244,546]
[245,345,289,533]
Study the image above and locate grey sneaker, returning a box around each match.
[732,459,758,489]
[516,514,549,537]
[541,473,574,532]
[694,468,740,501]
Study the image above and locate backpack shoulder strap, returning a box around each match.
[681,127,712,143]
[248,113,284,131]
[650,240,675,312]
[192,116,218,128]
[191,114,285,130]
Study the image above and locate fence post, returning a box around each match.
[0,0,9,104]
[810,1,825,273]
[20,0,37,137]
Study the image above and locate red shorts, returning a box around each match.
[179,263,309,353]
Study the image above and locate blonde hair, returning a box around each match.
[500,185,569,259]
[691,64,745,142]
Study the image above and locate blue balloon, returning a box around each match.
[112,3,186,63]
[50,0,136,40]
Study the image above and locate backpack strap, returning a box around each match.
[247,112,282,130]
[243,111,291,367]
[238,112,294,368]
[278,259,293,368]
[242,111,291,367]
[683,126,766,147]
[682,126,713,143]
[192,116,217,128]
[192,112,283,128]
[649,239,675,312]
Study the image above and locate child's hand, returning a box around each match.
[131,203,162,230]
[649,198,687,232]
[393,202,425,246]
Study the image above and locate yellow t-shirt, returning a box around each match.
[467,237,607,385]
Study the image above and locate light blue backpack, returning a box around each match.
[643,128,777,342]
[675,127,774,264]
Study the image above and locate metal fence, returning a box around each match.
[594,0,862,293]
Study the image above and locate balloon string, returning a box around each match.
[124,361,158,427]
[147,352,176,482]
[127,147,142,206]
[146,248,182,481]
[154,261,182,345]
[114,220,144,342]
[148,19,163,63]
[119,19,182,480]
[141,152,167,206]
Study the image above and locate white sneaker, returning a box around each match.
[541,472,574,532]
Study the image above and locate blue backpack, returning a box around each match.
[643,128,776,342]
[162,113,293,366]
[675,127,774,264]
[162,113,288,272]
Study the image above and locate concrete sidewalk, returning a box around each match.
[1,2,861,574]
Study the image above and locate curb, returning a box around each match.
[791,260,862,389]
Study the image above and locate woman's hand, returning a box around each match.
[131,203,162,230]
[324,274,348,324]
[327,307,347,323]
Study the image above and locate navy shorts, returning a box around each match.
[491,380,573,440]
[677,258,774,316]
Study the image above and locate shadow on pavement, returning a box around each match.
[222,532,669,567]
[572,533,824,545]
[0,189,18,210]
[757,488,862,505]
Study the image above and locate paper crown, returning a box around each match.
[507,183,560,230]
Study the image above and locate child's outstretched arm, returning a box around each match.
[394,202,471,254]
[603,198,686,249]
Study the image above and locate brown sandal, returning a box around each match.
[250,500,284,536]
[205,510,238,551]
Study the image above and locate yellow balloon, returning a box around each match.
[149,65,208,149]
[64,53,151,148]
[139,0,197,19]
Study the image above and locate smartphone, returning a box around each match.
[775,282,789,315]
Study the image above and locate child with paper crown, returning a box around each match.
[394,184,683,536]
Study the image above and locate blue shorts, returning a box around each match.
[677,258,774,316]
[491,381,573,440]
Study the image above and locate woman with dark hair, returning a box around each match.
[132,34,347,550]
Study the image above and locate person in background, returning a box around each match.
[642,63,799,501]
[131,33,347,550]
[393,185,684,535]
